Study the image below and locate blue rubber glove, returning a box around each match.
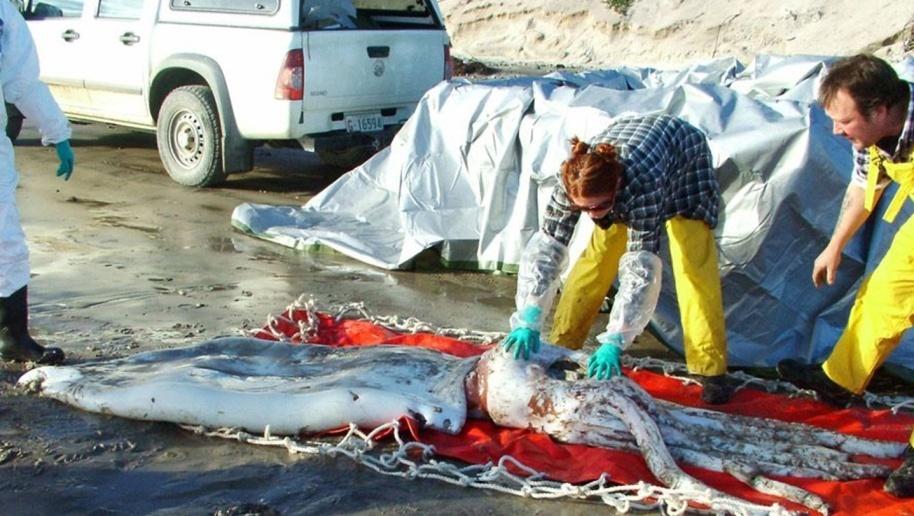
[502,327,540,360]
[587,334,624,380]
[55,140,75,180]
[502,306,542,360]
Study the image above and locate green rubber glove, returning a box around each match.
[502,306,542,360]
[55,140,74,180]
[502,327,540,360]
[587,334,624,380]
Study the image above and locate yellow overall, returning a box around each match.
[549,216,728,376]
[822,147,914,416]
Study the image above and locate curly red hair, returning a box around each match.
[560,137,624,202]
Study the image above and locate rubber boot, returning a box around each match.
[699,374,732,405]
[0,286,64,365]
[777,359,858,407]
[885,455,914,497]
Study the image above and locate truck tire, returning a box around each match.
[156,85,226,187]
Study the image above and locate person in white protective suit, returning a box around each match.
[502,115,731,404]
[0,0,75,365]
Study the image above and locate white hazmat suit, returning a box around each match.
[0,0,70,297]
[0,1,72,365]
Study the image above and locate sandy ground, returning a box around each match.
[0,121,675,515]
[2,4,910,514]
[439,0,914,69]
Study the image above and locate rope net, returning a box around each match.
[180,420,787,516]
[175,294,913,515]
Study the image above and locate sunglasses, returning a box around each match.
[573,198,614,213]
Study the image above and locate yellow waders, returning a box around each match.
[550,223,627,348]
[823,149,914,395]
[820,147,914,446]
[549,216,727,376]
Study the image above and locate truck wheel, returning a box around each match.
[156,85,226,187]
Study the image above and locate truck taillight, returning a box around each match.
[444,45,454,80]
[275,49,304,100]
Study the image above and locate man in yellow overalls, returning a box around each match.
[776,54,914,497]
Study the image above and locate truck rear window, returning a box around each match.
[301,0,442,29]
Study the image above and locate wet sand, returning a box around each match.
[1,122,675,515]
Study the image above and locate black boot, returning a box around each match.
[905,444,914,459]
[886,455,914,497]
[699,374,732,405]
[777,359,857,407]
[0,286,64,365]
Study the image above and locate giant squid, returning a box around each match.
[18,337,906,514]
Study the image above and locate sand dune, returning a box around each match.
[439,0,914,68]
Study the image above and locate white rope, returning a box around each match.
[259,294,505,345]
[268,295,914,413]
[624,355,914,414]
[225,293,912,514]
[180,420,790,516]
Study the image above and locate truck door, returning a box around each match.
[79,0,153,125]
[21,0,91,112]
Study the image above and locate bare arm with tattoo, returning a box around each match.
[812,184,881,287]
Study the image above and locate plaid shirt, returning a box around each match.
[542,114,720,253]
[850,82,914,189]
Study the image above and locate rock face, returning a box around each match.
[439,0,914,68]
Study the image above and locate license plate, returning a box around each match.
[345,113,384,133]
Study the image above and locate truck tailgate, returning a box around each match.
[301,30,444,111]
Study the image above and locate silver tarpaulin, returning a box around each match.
[232,55,914,368]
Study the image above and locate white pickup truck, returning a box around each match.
[10,0,452,186]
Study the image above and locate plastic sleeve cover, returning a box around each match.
[510,231,568,331]
[600,250,662,349]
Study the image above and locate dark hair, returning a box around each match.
[560,137,624,200]
[819,54,908,117]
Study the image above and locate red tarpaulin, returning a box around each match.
[256,308,914,515]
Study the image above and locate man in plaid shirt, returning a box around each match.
[503,113,731,405]
[776,54,914,497]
